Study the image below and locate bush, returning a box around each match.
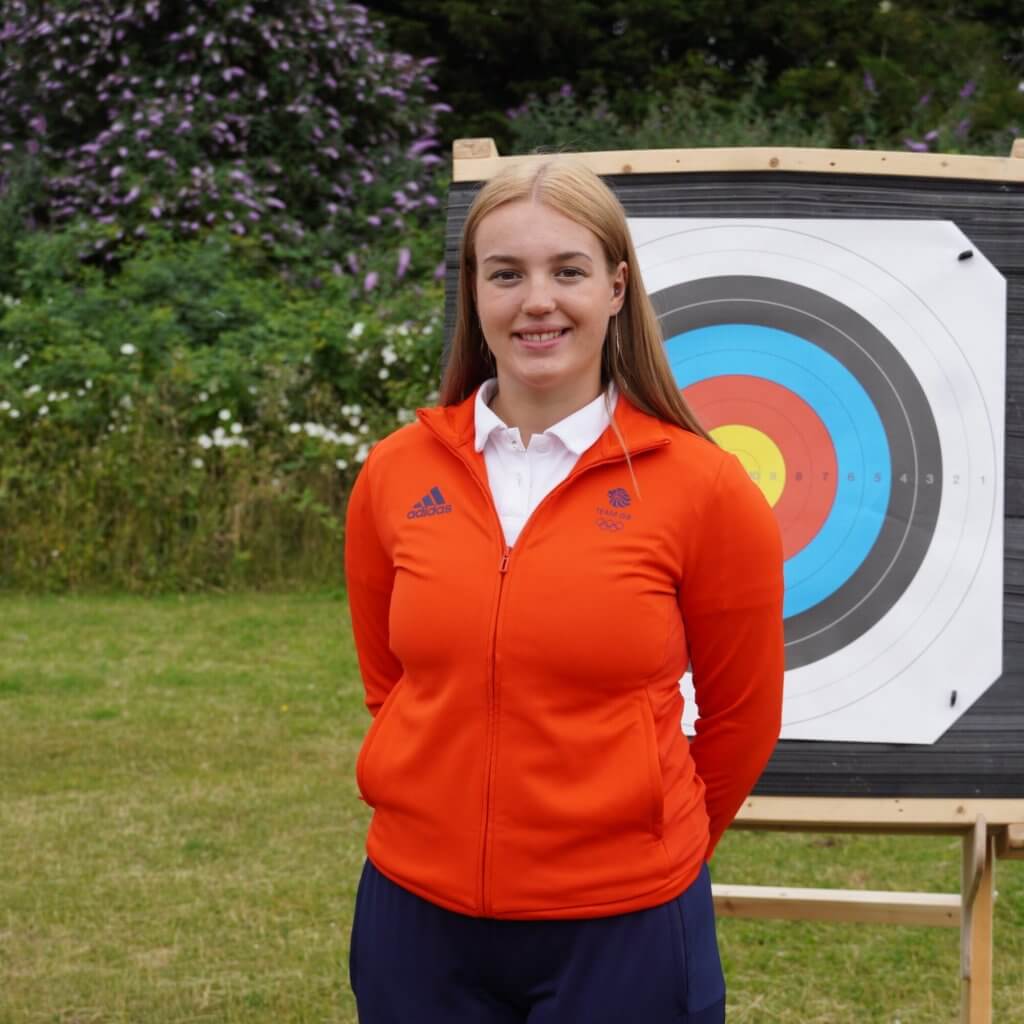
[0,1,448,268]
[0,223,445,591]
[507,67,832,155]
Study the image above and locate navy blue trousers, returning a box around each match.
[350,859,726,1023]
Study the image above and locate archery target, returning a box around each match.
[628,219,1005,744]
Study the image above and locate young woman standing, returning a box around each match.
[345,157,785,1023]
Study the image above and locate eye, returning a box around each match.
[556,266,586,279]
[488,269,520,283]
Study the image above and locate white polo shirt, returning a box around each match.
[473,378,616,547]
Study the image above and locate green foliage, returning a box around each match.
[508,67,832,154]
[367,0,1024,155]
[0,224,445,591]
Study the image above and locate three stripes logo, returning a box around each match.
[407,485,453,519]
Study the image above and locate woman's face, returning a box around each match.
[473,199,627,405]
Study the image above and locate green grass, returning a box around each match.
[1,595,1021,1023]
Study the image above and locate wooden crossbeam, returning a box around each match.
[712,883,961,927]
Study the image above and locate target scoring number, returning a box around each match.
[628,219,1005,744]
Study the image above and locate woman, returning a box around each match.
[345,157,784,1023]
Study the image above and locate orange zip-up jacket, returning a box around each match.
[345,390,784,920]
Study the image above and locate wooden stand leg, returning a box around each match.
[961,816,995,1023]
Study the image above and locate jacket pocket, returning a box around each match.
[640,690,666,838]
[355,678,405,806]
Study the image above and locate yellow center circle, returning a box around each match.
[710,424,786,507]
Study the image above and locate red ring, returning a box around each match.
[683,375,838,558]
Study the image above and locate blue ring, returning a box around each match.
[667,325,893,617]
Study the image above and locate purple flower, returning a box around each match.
[863,71,876,94]
[434,260,446,280]
[903,138,929,152]
[367,215,381,227]
[408,139,438,159]
[124,186,140,204]
[363,271,379,292]
[924,129,939,142]
[917,92,931,107]
[959,79,976,99]
[955,118,972,138]
[29,114,46,135]
[559,83,574,99]
[396,247,411,279]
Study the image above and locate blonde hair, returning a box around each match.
[440,157,710,441]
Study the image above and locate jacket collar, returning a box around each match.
[417,387,672,463]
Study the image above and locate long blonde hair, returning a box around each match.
[440,157,710,441]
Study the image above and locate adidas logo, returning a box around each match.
[407,485,453,519]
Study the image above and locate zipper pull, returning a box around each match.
[499,547,511,573]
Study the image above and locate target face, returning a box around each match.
[629,219,1005,744]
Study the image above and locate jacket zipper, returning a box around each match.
[416,416,668,914]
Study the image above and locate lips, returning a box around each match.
[514,327,570,348]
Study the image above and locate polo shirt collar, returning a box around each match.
[473,378,617,456]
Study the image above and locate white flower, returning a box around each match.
[85,379,92,389]
[24,384,40,396]
[378,368,389,380]
[878,0,892,11]
[1019,81,1024,93]
[198,390,208,401]
[248,385,257,395]
[421,325,433,335]
[14,354,29,369]
[198,434,213,449]
[9,409,20,418]
[340,431,357,445]
[355,442,370,463]
[47,391,58,401]
[230,422,243,435]
[397,324,409,337]
[348,321,366,340]
[335,458,348,470]
[192,457,204,469]
[381,344,398,365]
[218,408,231,421]
[120,342,137,355]
[38,405,49,416]
[288,423,301,434]
[0,400,8,411]
[351,404,363,416]
[359,423,370,435]
[397,409,414,424]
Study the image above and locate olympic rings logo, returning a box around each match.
[595,518,624,531]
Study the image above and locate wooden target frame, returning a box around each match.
[448,139,1024,1023]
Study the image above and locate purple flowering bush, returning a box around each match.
[0,1,447,265]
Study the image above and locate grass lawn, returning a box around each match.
[1,595,1021,1023]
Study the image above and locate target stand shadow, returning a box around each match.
[448,138,1024,1024]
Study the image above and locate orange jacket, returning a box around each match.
[345,390,784,920]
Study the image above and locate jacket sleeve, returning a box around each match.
[345,453,403,717]
[678,453,785,858]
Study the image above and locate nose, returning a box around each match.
[522,274,556,315]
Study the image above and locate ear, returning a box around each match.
[611,261,628,314]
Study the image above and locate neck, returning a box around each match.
[488,375,603,446]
